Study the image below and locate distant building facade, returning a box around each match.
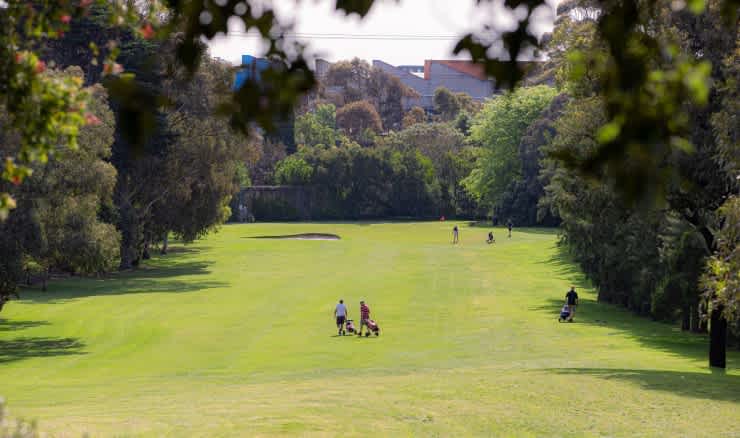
[234,55,296,152]
[372,59,497,111]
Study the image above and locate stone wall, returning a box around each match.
[233,186,330,221]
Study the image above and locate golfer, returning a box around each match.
[486,231,495,244]
[334,299,348,335]
[508,220,513,238]
[358,300,371,337]
[452,225,459,244]
[565,287,579,322]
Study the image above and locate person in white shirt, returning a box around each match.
[334,299,348,335]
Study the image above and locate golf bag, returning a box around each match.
[345,319,357,334]
[558,304,571,322]
[365,319,380,336]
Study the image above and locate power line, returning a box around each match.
[225,31,466,41]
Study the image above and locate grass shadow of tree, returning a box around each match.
[18,254,227,304]
[532,245,738,367]
[0,337,86,364]
[0,319,50,332]
[545,368,740,402]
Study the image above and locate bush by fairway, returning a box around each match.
[0,223,738,436]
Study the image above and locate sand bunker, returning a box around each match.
[248,233,340,240]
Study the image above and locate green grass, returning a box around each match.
[0,222,738,437]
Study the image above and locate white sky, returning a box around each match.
[206,0,558,66]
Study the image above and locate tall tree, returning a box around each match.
[0,69,119,309]
[324,58,418,131]
[463,85,557,216]
[336,100,383,147]
[295,103,338,147]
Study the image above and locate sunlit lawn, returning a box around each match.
[1,222,738,436]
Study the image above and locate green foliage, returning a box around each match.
[295,103,338,147]
[336,100,383,146]
[274,156,314,185]
[463,85,557,211]
[702,197,740,332]
[402,106,426,129]
[324,58,417,131]
[284,144,440,219]
[0,70,120,302]
[381,123,477,216]
[433,87,462,121]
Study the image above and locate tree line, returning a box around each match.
[0,6,255,311]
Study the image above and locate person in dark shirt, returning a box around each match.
[507,220,513,238]
[486,231,495,244]
[565,287,579,322]
[452,225,459,244]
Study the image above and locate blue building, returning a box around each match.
[234,55,296,152]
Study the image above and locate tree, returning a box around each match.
[433,87,462,121]
[0,1,318,218]
[295,103,338,147]
[336,100,383,147]
[0,69,119,308]
[402,106,426,129]
[494,93,568,226]
[2,0,736,219]
[702,196,740,367]
[381,123,474,216]
[274,156,313,185]
[324,58,418,131]
[463,85,557,214]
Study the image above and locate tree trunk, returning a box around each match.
[690,305,703,333]
[681,306,690,331]
[42,267,49,292]
[142,241,151,260]
[117,188,141,270]
[160,233,168,255]
[709,304,727,369]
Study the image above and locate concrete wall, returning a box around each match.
[235,186,331,221]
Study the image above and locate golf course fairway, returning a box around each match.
[1,222,738,436]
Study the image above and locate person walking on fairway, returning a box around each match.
[334,299,348,335]
[358,300,371,337]
[565,287,579,322]
[452,225,459,244]
[507,220,513,238]
[486,231,495,244]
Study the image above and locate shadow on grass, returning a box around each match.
[0,337,86,364]
[18,258,227,304]
[0,319,50,332]
[532,246,733,366]
[546,368,740,402]
[536,246,593,291]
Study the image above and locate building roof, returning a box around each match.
[424,60,489,81]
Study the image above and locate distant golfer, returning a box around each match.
[358,300,371,336]
[565,287,579,322]
[334,299,348,335]
[486,231,495,244]
[508,220,513,238]
[452,225,459,244]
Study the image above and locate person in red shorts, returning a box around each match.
[358,300,371,337]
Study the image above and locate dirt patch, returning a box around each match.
[247,233,340,241]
